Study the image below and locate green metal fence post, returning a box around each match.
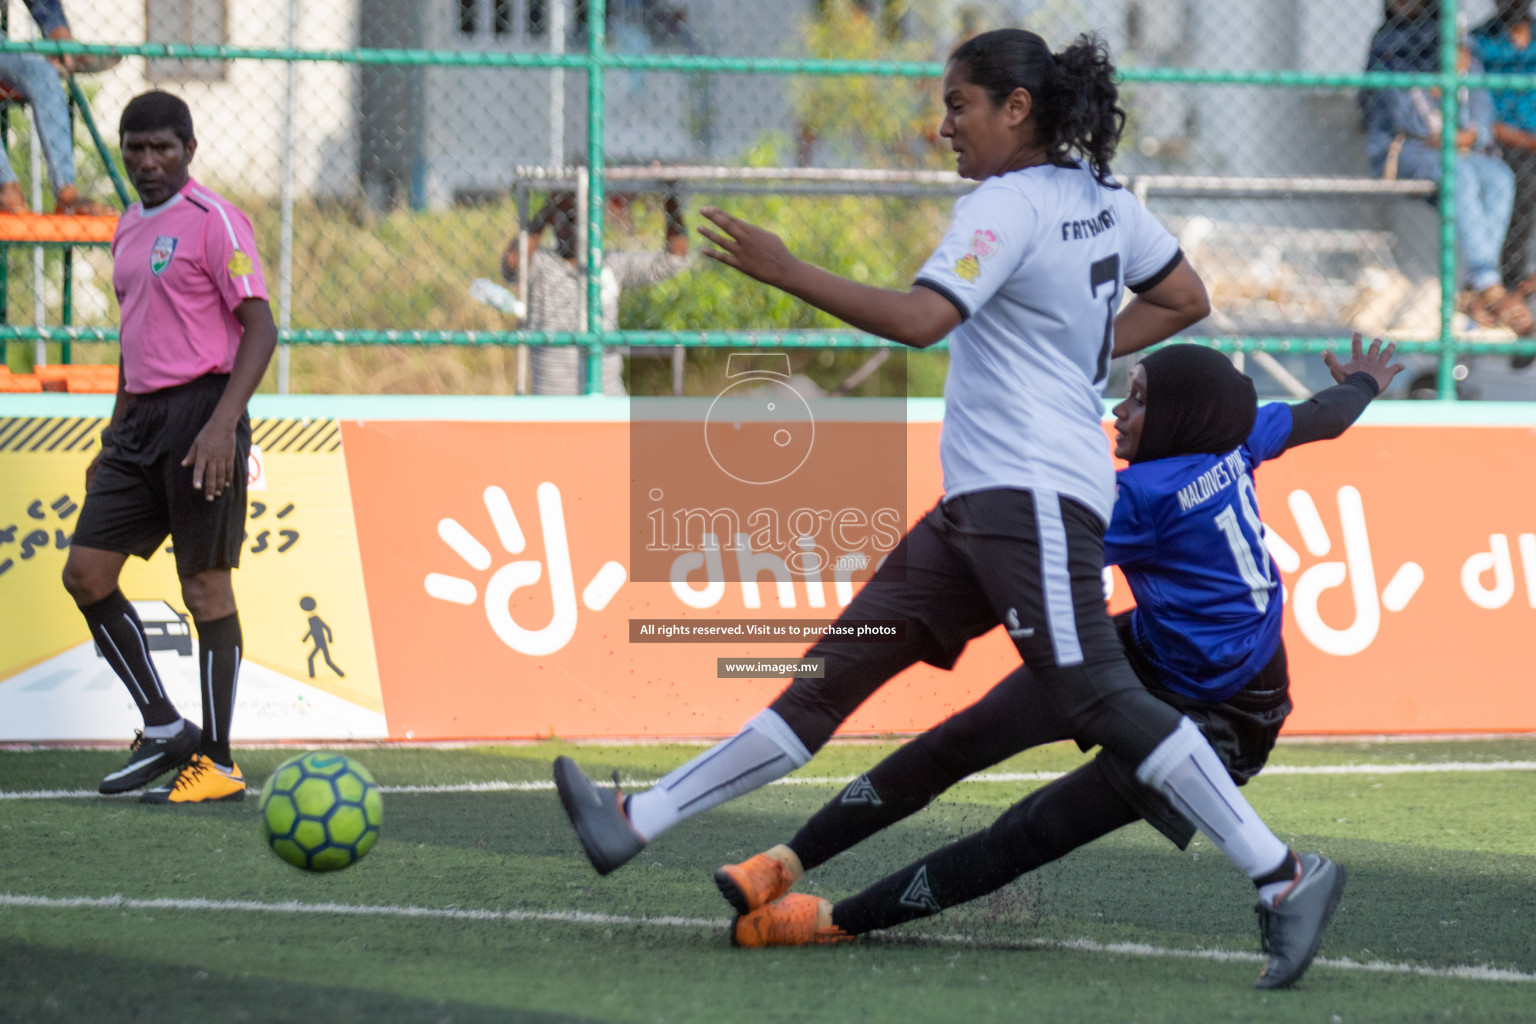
[585,0,607,396]
[0,245,8,329]
[61,248,72,364]
[66,76,131,207]
[1437,0,1461,401]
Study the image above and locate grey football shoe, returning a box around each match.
[553,755,646,876]
[1254,852,1347,989]
[98,721,202,794]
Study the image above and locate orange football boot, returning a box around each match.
[731,893,852,948]
[715,846,801,914]
[140,754,246,803]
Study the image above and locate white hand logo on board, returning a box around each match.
[1264,486,1423,657]
[423,482,626,656]
[1461,532,1536,609]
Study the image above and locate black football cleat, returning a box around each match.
[552,755,646,876]
[98,722,202,794]
[1254,852,1347,989]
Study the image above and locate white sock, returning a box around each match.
[142,719,186,740]
[1135,717,1290,881]
[624,709,811,841]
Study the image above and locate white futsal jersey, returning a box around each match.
[914,162,1182,524]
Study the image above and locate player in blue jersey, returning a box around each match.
[556,29,1349,989]
[719,337,1401,990]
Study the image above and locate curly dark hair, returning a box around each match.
[949,29,1125,186]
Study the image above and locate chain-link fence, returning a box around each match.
[0,0,1533,398]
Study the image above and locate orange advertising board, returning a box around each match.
[342,418,1009,741]
[5,394,1535,742]
[1234,424,1536,734]
[341,412,1536,740]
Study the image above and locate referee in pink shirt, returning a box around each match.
[62,92,277,804]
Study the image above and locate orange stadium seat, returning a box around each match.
[34,363,118,393]
[0,210,116,243]
[0,367,42,391]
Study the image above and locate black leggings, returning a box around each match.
[783,664,1135,936]
[830,759,1139,935]
[789,659,1070,871]
[787,633,1290,935]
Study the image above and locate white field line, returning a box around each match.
[1,760,1533,802]
[1,892,1531,985]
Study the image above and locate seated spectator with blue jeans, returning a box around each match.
[1474,1,1536,292]
[1364,38,1533,333]
[25,0,120,74]
[0,50,112,215]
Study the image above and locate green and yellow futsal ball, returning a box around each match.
[259,751,383,871]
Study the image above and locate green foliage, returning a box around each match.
[619,138,951,396]
[790,0,945,169]
[621,0,959,396]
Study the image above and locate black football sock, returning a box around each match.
[195,613,242,767]
[1254,849,1301,906]
[831,762,1139,936]
[1254,849,1300,889]
[80,588,180,727]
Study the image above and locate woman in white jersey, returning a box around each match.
[554,29,1343,981]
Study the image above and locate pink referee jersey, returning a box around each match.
[112,177,269,394]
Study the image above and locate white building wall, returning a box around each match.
[420,0,560,204]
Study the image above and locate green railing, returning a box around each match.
[0,0,1531,397]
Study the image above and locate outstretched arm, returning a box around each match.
[1282,333,1403,450]
[698,207,961,349]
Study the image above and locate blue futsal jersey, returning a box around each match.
[1104,403,1294,701]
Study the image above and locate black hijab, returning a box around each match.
[1131,345,1257,464]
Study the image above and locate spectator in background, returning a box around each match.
[1474,1,1536,296]
[1365,0,1440,73]
[24,0,121,74]
[0,0,118,214]
[0,50,113,214]
[1364,21,1533,334]
[500,190,690,395]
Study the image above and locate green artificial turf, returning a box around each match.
[1,738,1533,1023]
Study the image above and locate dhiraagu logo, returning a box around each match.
[423,482,626,656]
[1265,486,1424,657]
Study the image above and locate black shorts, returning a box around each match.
[1097,611,1293,849]
[73,374,249,578]
[771,487,1181,758]
[836,487,1121,673]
